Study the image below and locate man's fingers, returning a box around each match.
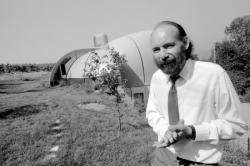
[163,132,171,144]
[153,141,169,148]
[172,131,178,140]
[153,141,162,147]
[153,131,185,148]
[168,136,174,143]
[168,125,183,132]
[159,138,164,144]
[177,131,184,137]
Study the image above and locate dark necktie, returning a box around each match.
[168,75,180,125]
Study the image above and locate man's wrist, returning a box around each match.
[186,125,196,140]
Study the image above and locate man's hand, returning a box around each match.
[153,120,193,148]
[168,119,192,140]
[153,130,183,148]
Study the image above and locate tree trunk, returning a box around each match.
[117,107,122,131]
[116,91,122,132]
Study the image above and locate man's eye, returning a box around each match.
[153,48,160,53]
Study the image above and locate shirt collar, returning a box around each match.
[166,59,192,83]
[179,59,192,80]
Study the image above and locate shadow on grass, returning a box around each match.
[0,103,48,119]
[126,122,150,130]
[0,87,50,94]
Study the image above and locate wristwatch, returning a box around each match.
[187,125,196,140]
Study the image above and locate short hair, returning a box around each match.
[153,21,193,59]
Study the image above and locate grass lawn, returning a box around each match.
[0,72,249,166]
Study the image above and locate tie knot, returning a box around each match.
[170,75,180,84]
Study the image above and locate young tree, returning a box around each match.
[84,48,127,132]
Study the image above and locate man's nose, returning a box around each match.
[160,48,169,60]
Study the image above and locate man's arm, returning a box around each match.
[193,71,248,144]
[168,70,248,145]
[170,71,248,144]
[146,76,170,141]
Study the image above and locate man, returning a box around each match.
[146,21,248,166]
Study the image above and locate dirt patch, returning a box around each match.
[0,103,48,119]
[0,72,50,94]
[0,81,24,93]
[77,103,107,112]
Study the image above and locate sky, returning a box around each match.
[0,0,250,64]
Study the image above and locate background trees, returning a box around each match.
[0,63,54,73]
[215,15,250,95]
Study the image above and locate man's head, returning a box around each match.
[151,21,192,76]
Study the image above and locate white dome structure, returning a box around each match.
[50,31,158,104]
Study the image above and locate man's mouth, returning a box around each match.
[166,60,175,65]
[160,59,175,65]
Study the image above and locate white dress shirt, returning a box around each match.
[146,59,248,163]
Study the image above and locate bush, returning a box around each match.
[0,63,55,73]
[215,15,250,95]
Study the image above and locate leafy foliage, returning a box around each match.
[0,63,54,73]
[84,48,127,131]
[84,48,127,97]
[215,15,250,95]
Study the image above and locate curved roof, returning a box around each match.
[109,30,157,86]
[51,31,158,88]
[50,48,97,86]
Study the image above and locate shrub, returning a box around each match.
[84,48,127,132]
[0,63,55,73]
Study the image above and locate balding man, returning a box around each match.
[146,21,248,166]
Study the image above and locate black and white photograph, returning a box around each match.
[0,0,250,165]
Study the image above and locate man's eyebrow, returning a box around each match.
[152,42,175,51]
[162,42,175,48]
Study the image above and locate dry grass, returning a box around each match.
[0,72,249,166]
[222,139,249,166]
[0,72,156,166]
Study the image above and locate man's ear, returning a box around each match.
[183,36,190,50]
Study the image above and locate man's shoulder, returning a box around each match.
[193,60,225,74]
[152,69,163,77]
[151,69,165,83]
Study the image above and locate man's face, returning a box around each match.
[151,25,187,76]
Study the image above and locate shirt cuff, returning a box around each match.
[193,124,210,141]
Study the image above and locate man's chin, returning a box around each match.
[161,68,177,75]
[155,62,179,75]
